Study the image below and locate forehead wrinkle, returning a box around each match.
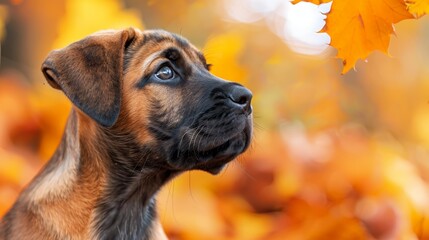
[131,31,208,76]
[141,51,163,72]
[130,40,174,72]
[134,31,175,51]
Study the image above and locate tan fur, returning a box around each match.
[1,28,172,240]
[17,113,107,239]
[120,37,189,144]
[1,28,252,240]
[27,117,80,203]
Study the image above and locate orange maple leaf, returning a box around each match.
[406,0,429,17]
[325,0,413,73]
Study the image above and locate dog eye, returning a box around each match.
[155,66,175,80]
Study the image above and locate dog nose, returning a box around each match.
[227,84,252,114]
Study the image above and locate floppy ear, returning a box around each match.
[41,28,136,127]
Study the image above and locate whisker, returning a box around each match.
[187,172,197,203]
[234,156,256,181]
[191,126,205,156]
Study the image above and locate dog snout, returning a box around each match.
[227,84,253,115]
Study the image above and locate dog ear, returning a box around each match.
[41,28,136,127]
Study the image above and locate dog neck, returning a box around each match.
[90,121,177,239]
[25,109,173,239]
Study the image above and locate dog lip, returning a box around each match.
[195,139,233,162]
[197,155,233,174]
[170,112,252,172]
[194,125,251,174]
[194,114,249,152]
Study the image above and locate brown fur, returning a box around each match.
[0,28,252,240]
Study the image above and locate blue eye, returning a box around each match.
[155,66,175,80]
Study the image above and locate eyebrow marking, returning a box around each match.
[141,51,162,72]
[163,48,181,61]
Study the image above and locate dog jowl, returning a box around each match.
[0,28,252,240]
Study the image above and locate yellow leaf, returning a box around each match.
[325,0,413,73]
[406,0,429,16]
[291,0,332,4]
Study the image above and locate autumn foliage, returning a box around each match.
[294,0,428,73]
[1,0,429,239]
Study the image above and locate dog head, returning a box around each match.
[42,28,252,174]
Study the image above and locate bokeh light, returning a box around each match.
[224,0,331,55]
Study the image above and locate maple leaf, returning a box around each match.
[324,0,414,73]
[406,0,429,17]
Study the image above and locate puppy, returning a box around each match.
[0,28,253,240]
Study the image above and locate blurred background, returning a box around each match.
[1,0,429,239]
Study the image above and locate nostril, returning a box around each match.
[227,85,253,113]
[236,96,249,105]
